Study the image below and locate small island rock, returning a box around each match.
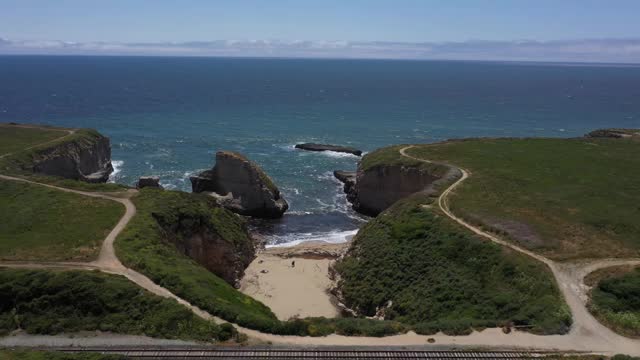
[295,143,362,156]
[136,176,163,189]
[190,151,288,218]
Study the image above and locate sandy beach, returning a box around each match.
[239,241,348,321]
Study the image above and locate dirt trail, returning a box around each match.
[2,127,640,354]
[0,124,75,160]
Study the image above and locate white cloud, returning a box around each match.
[0,37,639,63]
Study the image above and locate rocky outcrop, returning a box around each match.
[586,128,640,139]
[340,151,461,216]
[136,176,162,189]
[352,165,443,216]
[190,151,288,218]
[31,130,113,183]
[295,143,362,156]
[334,170,357,204]
[151,193,255,285]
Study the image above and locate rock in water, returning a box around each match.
[295,143,362,156]
[190,151,288,218]
[586,128,639,139]
[136,176,162,189]
[333,170,357,204]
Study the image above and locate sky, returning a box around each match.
[1,0,639,62]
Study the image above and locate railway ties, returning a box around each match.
[52,347,569,359]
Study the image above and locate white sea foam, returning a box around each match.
[266,229,358,248]
[318,150,360,159]
[108,160,124,183]
[160,182,177,190]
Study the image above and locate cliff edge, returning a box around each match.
[337,146,459,216]
[3,128,114,183]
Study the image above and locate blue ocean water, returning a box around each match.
[1,56,639,245]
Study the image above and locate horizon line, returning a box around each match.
[2,37,640,64]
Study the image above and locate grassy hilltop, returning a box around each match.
[0,124,69,155]
[0,179,124,261]
[404,135,640,260]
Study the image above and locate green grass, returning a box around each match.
[0,124,68,156]
[115,188,407,337]
[589,266,640,338]
[115,189,282,331]
[0,127,127,193]
[405,137,640,260]
[0,268,232,342]
[0,179,124,261]
[0,350,128,360]
[334,193,571,335]
[360,145,450,176]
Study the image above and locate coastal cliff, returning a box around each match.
[191,151,288,218]
[338,146,458,216]
[30,129,113,183]
[148,189,255,285]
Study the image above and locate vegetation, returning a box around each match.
[335,194,571,335]
[0,269,231,342]
[115,188,406,336]
[0,179,124,261]
[588,266,640,338]
[0,350,128,360]
[0,127,127,192]
[0,124,68,156]
[405,136,640,260]
[360,145,449,176]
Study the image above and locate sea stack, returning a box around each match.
[136,176,163,189]
[295,143,363,156]
[190,151,288,218]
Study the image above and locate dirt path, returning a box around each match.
[2,127,640,354]
[0,124,75,160]
[397,145,640,354]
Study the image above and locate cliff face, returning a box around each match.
[31,130,113,183]
[191,151,288,218]
[337,147,460,217]
[151,192,255,285]
[352,165,442,216]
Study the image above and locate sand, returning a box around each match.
[239,242,348,321]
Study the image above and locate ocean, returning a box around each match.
[1,55,639,245]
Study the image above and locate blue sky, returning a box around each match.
[1,0,639,62]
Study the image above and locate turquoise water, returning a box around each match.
[2,56,639,245]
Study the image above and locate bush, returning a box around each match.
[0,269,226,342]
[114,189,409,337]
[334,194,571,335]
[590,267,640,337]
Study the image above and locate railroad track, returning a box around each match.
[49,347,570,359]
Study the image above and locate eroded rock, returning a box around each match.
[136,176,162,189]
[190,151,288,218]
[295,143,362,156]
[334,170,357,204]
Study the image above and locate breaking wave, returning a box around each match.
[266,229,358,248]
[108,160,124,183]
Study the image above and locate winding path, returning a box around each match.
[1,128,640,355]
